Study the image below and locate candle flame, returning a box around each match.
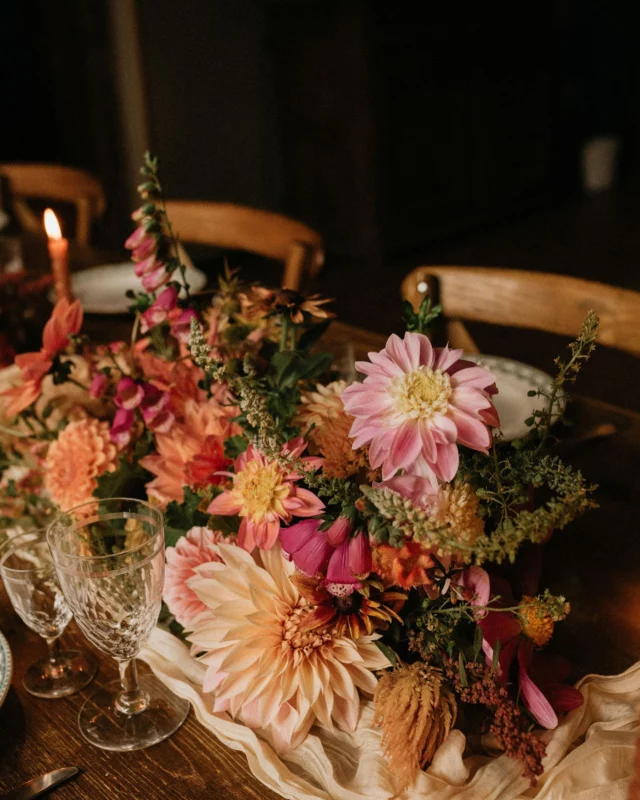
[44,208,62,240]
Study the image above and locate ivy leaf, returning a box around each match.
[164,487,209,547]
[375,641,398,668]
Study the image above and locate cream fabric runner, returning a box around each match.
[141,628,638,799]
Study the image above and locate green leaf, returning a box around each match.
[296,320,332,352]
[458,651,468,687]
[224,435,249,459]
[491,639,502,675]
[93,455,151,501]
[164,487,209,547]
[473,624,484,661]
[296,351,332,381]
[270,351,300,389]
[208,514,241,537]
[375,641,398,668]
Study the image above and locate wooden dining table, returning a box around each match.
[1,255,639,798]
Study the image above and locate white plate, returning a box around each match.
[55,263,207,314]
[0,630,12,708]
[465,354,562,441]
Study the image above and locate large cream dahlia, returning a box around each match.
[187,543,390,752]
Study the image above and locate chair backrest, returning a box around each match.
[163,200,324,292]
[401,266,640,358]
[0,163,106,246]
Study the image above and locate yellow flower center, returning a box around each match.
[389,367,452,419]
[232,460,289,521]
[519,595,555,646]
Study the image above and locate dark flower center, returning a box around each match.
[334,593,362,614]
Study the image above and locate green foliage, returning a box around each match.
[164,487,211,547]
[93,433,154,501]
[403,296,442,334]
[224,435,249,459]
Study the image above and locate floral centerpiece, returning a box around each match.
[0,154,600,792]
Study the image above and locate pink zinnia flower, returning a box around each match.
[207,438,324,552]
[140,285,179,333]
[341,332,499,484]
[164,526,234,628]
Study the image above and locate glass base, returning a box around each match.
[78,674,190,751]
[24,650,97,699]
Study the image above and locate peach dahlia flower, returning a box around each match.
[341,332,499,484]
[44,418,118,509]
[187,543,390,752]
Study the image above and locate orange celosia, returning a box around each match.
[1,298,83,417]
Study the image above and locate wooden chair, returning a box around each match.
[401,266,640,358]
[163,200,324,292]
[0,163,106,245]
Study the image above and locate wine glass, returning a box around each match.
[47,497,189,751]
[0,529,96,698]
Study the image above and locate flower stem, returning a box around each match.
[279,316,290,352]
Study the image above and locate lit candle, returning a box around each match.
[44,208,71,302]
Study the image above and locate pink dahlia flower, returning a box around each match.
[207,437,324,552]
[341,332,499,484]
[164,526,234,628]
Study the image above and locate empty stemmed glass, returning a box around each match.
[0,529,97,698]
[47,497,189,751]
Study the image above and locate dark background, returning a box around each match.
[2,0,640,403]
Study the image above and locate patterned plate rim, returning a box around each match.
[0,630,13,709]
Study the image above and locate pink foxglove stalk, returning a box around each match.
[89,372,108,399]
[115,376,144,410]
[187,544,390,753]
[207,438,324,552]
[140,285,179,333]
[141,264,170,292]
[341,332,499,484]
[110,407,135,446]
[280,519,333,577]
[170,308,199,344]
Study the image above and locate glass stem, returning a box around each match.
[115,658,149,716]
[46,635,61,663]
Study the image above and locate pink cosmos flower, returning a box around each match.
[164,526,235,628]
[341,332,499,484]
[471,568,583,729]
[207,438,324,552]
[140,285,179,333]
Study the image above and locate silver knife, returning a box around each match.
[1,768,79,800]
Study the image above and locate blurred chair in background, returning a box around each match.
[164,200,324,293]
[401,266,640,357]
[0,163,106,245]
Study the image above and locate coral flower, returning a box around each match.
[207,438,325,552]
[373,540,437,590]
[45,418,118,509]
[296,381,371,479]
[187,544,390,752]
[141,397,238,507]
[1,298,83,417]
[164,526,235,628]
[341,332,499,483]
